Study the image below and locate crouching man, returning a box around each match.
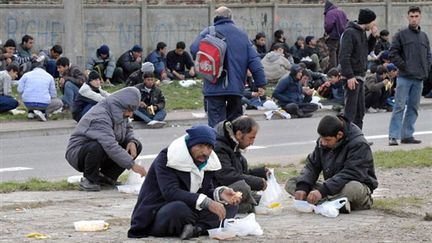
[285,115,378,212]
[128,125,241,240]
[65,87,146,191]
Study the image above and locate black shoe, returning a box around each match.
[401,137,421,144]
[180,224,203,240]
[98,173,120,186]
[389,138,398,146]
[79,177,101,191]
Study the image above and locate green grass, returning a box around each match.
[374,147,432,168]
[0,178,78,193]
[373,196,425,217]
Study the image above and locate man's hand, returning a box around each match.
[294,190,307,200]
[306,190,322,205]
[126,142,138,159]
[370,24,379,37]
[208,200,226,221]
[189,68,195,77]
[220,188,242,205]
[136,56,142,63]
[131,164,147,177]
[347,77,358,90]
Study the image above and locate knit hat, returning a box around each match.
[379,50,390,61]
[358,8,376,25]
[305,36,315,45]
[88,70,100,82]
[4,39,16,48]
[131,44,143,53]
[386,63,397,72]
[97,44,110,55]
[186,125,216,149]
[141,62,154,73]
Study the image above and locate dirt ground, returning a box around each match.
[1,167,431,242]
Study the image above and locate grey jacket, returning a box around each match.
[389,25,431,81]
[86,51,116,78]
[65,87,141,170]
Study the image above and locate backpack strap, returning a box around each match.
[209,26,225,40]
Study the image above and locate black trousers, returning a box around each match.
[205,95,243,128]
[343,79,365,129]
[365,88,389,109]
[149,201,238,237]
[77,140,142,183]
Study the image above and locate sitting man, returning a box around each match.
[285,115,378,213]
[365,65,391,113]
[0,64,19,113]
[126,62,154,87]
[116,44,143,81]
[38,44,63,78]
[86,44,122,86]
[128,125,241,240]
[17,64,63,121]
[272,64,319,118]
[56,57,86,110]
[252,32,267,59]
[261,43,291,84]
[166,41,195,80]
[72,70,110,122]
[302,36,329,72]
[145,42,170,83]
[134,71,167,127]
[65,87,147,191]
[318,67,344,109]
[214,116,268,213]
[242,77,267,110]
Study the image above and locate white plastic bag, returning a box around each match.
[293,200,316,213]
[117,163,145,194]
[224,213,263,236]
[258,169,282,207]
[314,197,347,218]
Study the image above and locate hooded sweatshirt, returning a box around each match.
[324,1,348,40]
[65,87,141,170]
[261,51,291,81]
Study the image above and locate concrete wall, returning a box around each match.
[1,2,431,69]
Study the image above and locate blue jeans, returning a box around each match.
[388,76,423,139]
[205,95,243,128]
[62,81,80,108]
[0,95,19,112]
[134,108,166,123]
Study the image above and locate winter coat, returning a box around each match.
[72,83,110,121]
[126,69,144,86]
[17,67,57,105]
[339,21,377,79]
[190,17,266,97]
[272,72,304,106]
[128,135,221,238]
[252,40,267,59]
[61,65,86,93]
[365,73,386,93]
[324,1,348,40]
[166,50,194,73]
[65,87,141,171]
[213,121,267,191]
[86,51,116,78]
[295,116,378,197]
[0,70,13,96]
[116,50,141,79]
[135,83,165,110]
[290,43,304,63]
[389,25,431,81]
[374,37,390,55]
[144,50,166,78]
[261,51,290,82]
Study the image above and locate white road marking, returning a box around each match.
[137,154,158,160]
[0,167,33,173]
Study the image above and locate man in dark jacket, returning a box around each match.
[56,57,86,110]
[388,6,431,146]
[324,0,348,71]
[65,87,147,191]
[339,8,378,130]
[128,125,241,240]
[126,62,154,87]
[285,115,378,213]
[166,41,195,80]
[116,44,143,81]
[214,116,267,213]
[190,6,266,127]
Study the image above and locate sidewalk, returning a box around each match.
[1,97,431,139]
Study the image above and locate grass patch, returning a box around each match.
[160,80,204,110]
[373,196,424,217]
[0,178,78,193]
[252,163,299,184]
[374,147,432,168]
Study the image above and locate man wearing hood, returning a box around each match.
[285,115,378,213]
[339,8,378,130]
[65,87,146,191]
[190,6,266,128]
[261,43,291,84]
[272,64,319,118]
[323,0,348,71]
[128,125,241,240]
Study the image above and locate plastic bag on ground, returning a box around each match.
[224,213,263,236]
[117,161,145,194]
[293,200,316,213]
[314,197,347,218]
[258,168,282,207]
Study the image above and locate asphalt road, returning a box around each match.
[1,108,431,182]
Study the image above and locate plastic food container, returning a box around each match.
[207,228,236,240]
[73,220,109,232]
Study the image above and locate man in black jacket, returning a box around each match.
[388,6,431,146]
[116,45,143,81]
[214,116,268,213]
[339,8,378,130]
[285,115,378,213]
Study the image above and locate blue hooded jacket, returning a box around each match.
[190,17,266,96]
[272,64,304,106]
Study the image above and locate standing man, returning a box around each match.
[190,6,266,127]
[339,8,378,130]
[323,0,348,71]
[388,6,431,146]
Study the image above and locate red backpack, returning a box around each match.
[195,26,227,84]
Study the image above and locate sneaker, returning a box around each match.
[401,137,421,144]
[366,107,378,113]
[98,173,120,186]
[27,112,35,119]
[52,107,63,114]
[339,200,351,214]
[161,79,173,85]
[389,138,398,146]
[33,110,47,122]
[147,120,166,128]
[79,177,101,192]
